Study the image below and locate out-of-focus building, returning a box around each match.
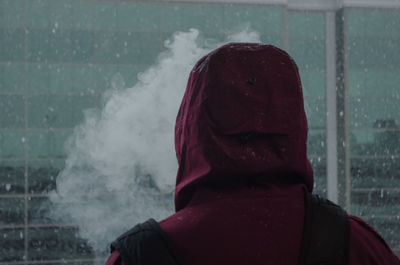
[0,0,399,263]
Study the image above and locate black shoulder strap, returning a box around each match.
[299,193,350,265]
[111,219,181,265]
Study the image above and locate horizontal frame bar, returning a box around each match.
[162,0,400,9]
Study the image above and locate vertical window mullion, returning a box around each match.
[326,10,339,204]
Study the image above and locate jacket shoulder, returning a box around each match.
[349,216,400,265]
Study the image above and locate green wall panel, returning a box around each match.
[224,5,282,35]
[348,9,400,38]
[49,0,94,29]
[0,29,25,62]
[308,129,326,156]
[289,12,325,71]
[28,95,95,128]
[0,161,25,194]
[351,158,400,188]
[28,197,55,224]
[27,29,94,63]
[260,33,282,47]
[28,160,64,194]
[0,130,25,158]
[0,198,25,225]
[351,129,400,156]
[161,4,224,34]
[300,70,325,98]
[27,0,94,29]
[349,70,400,97]
[95,64,146,92]
[350,97,400,129]
[0,64,25,92]
[352,189,400,217]
[115,2,161,31]
[27,0,52,28]
[348,37,400,69]
[28,130,72,158]
[95,31,161,64]
[94,1,118,30]
[0,95,25,128]
[27,63,95,94]
[289,12,325,39]
[351,129,375,145]
[304,97,325,129]
[0,0,26,28]
[28,227,94,260]
[0,229,25,262]
[289,38,325,70]
[309,156,327,197]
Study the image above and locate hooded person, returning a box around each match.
[106,43,400,265]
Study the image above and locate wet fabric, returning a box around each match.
[349,216,400,264]
[158,43,311,265]
[173,43,313,211]
[158,43,400,265]
[108,193,351,265]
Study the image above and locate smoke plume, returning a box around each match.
[47,28,261,258]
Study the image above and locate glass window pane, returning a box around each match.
[348,8,400,253]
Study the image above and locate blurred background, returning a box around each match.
[0,0,399,264]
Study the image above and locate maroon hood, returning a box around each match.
[174,43,313,211]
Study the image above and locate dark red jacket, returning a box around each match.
[107,43,400,265]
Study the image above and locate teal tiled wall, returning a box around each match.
[0,1,289,263]
[0,161,25,193]
[0,29,25,61]
[0,95,25,127]
[0,229,25,262]
[0,131,26,158]
[0,197,25,225]
[0,0,26,28]
[0,64,25,92]
[2,0,398,261]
